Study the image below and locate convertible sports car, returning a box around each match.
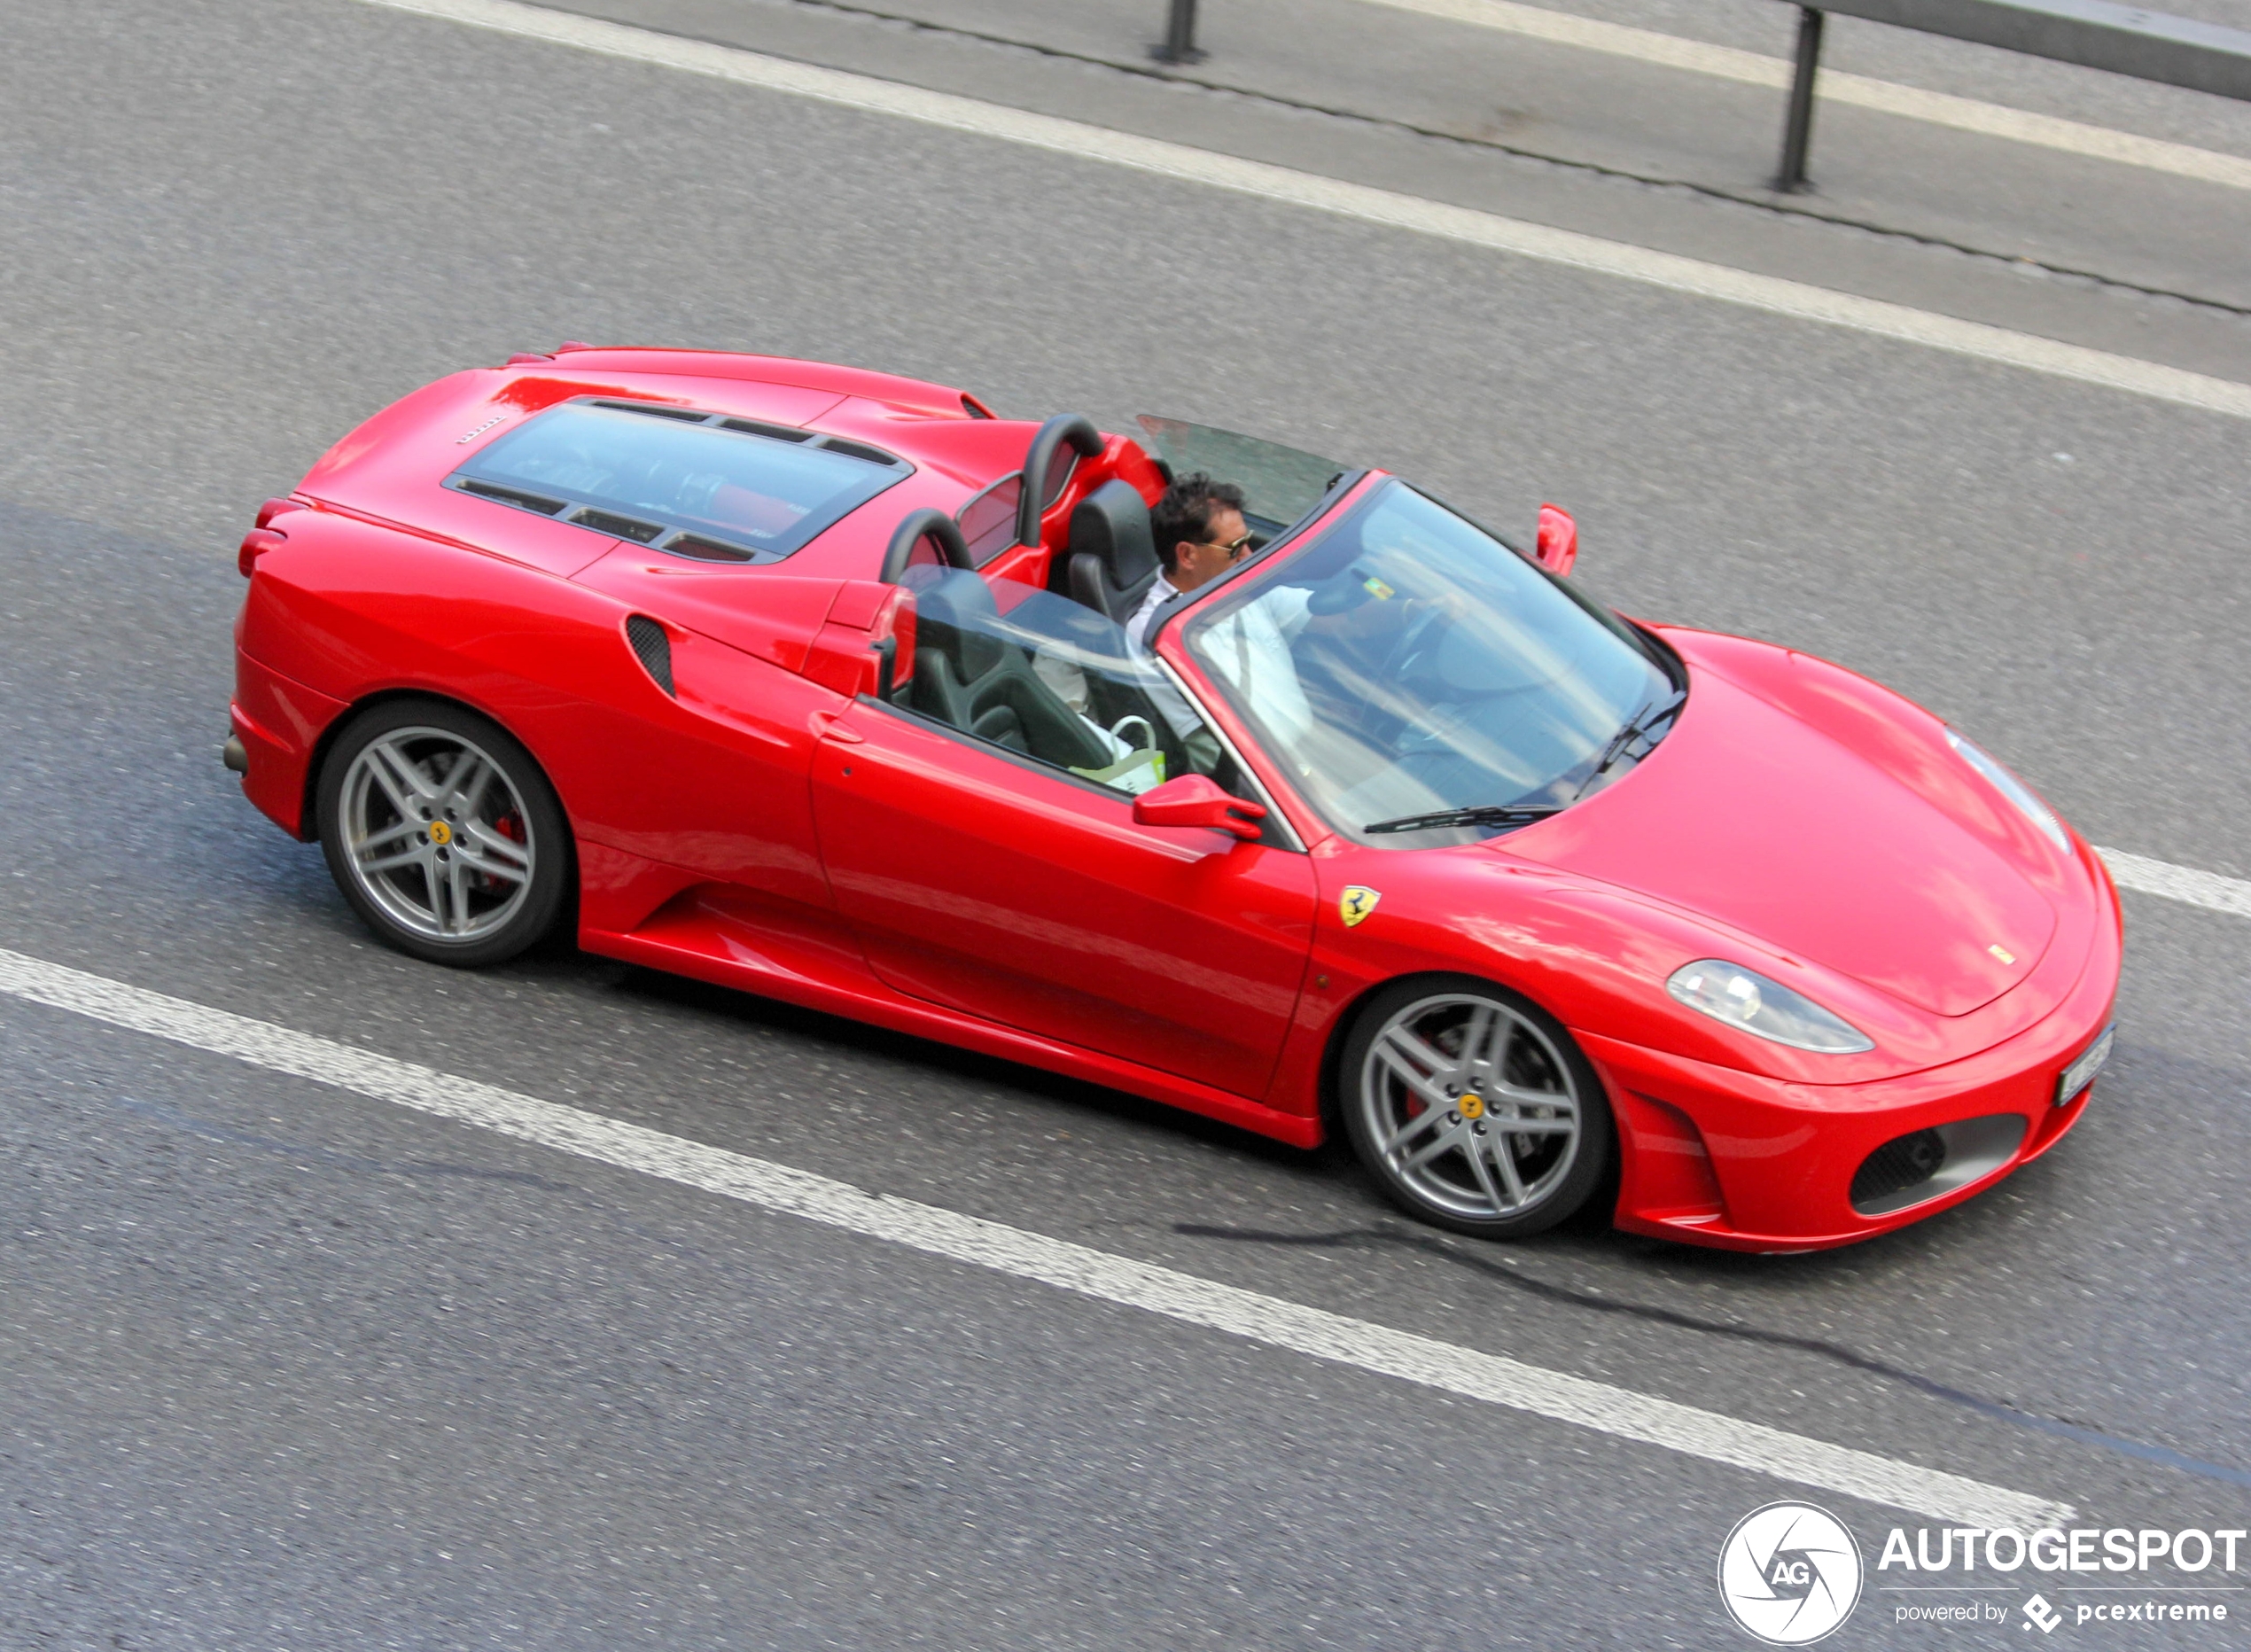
[226,346,2121,1251]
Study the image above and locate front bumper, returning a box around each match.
[1584,869,2122,1252]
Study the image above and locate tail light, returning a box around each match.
[240,498,305,576]
[238,527,287,577]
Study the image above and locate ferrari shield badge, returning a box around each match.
[1339,885,1381,928]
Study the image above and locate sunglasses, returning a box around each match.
[1202,531,1256,559]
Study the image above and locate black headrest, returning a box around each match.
[1068,480,1158,590]
[913,567,1004,681]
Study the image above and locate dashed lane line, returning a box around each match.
[1364,0,2251,193]
[0,944,2070,1531]
[362,0,2251,424]
[2100,846,2251,920]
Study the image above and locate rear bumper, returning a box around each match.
[1585,868,2122,1252]
[230,648,347,840]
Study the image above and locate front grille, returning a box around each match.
[1850,1129,1947,1210]
[625,614,674,696]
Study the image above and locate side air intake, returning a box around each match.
[625,614,675,696]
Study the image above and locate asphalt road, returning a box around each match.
[1,0,2247,1646]
[544,0,2251,382]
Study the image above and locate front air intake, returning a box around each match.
[1850,1130,1945,1211]
[625,614,674,696]
[1849,1115,2027,1217]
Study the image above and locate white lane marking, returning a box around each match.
[2099,847,2251,919]
[1364,0,2251,192]
[0,945,2068,1529]
[362,0,2251,425]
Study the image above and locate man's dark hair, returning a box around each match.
[1149,472,1247,577]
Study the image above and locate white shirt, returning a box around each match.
[1199,585,1315,748]
[1130,573,1316,747]
[1125,574,1182,655]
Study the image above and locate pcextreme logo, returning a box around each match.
[1717,1502,1865,1643]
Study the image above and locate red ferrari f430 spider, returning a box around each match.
[227,347,2121,1251]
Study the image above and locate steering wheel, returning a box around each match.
[1297,600,1446,752]
[1375,600,1449,688]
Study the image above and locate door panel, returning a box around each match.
[810,705,1317,1100]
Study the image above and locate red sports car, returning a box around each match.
[227,346,2121,1251]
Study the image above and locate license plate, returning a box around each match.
[2056,1025,2115,1106]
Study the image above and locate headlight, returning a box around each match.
[1665,961,1873,1053]
[1946,729,2069,853]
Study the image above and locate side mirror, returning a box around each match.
[1536,503,1578,576]
[1132,774,1267,841]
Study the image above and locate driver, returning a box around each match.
[1131,473,1323,746]
[1127,473,1258,651]
[1143,465,1422,752]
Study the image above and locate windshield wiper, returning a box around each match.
[1573,690,1686,799]
[1363,803,1564,836]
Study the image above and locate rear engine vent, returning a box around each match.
[720,417,812,442]
[572,507,665,543]
[459,479,567,515]
[596,399,709,423]
[818,437,901,468]
[625,615,675,696]
[666,534,758,563]
[1850,1129,1945,1211]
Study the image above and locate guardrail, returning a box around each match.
[1148,0,2251,191]
[1773,0,2251,188]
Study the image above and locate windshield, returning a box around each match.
[1135,417,1344,536]
[1179,481,1675,845]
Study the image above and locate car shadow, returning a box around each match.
[599,956,1323,1173]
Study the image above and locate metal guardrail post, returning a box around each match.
[1812,0,2251,101]
[1774,6,1827,191]
[1152,0,1206,64]
[1762,0,2250,196]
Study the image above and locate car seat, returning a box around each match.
[1058,479,1160,624]
[909,570,1116,771]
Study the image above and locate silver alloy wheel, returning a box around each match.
[338,727,536,944]
[1356,992,1582,1220]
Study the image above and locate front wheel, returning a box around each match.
[1339,976,1612,1239]
[315,698,569,968]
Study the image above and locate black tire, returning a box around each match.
[315,697,570,968]
[1338,973,1613,1240]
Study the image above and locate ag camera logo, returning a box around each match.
[1718,1502,1864,1643]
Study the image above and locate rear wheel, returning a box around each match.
[1339,976,1612,1239]
[315,699,568,968]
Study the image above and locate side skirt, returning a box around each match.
[580,892,1325,1150]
